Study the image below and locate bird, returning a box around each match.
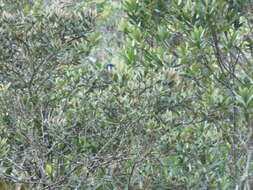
[100,63,115,81]
[105,63,114,72]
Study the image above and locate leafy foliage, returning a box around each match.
[0,0,253,190]
[120,0,253,189]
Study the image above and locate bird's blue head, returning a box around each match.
[106,63,114,70]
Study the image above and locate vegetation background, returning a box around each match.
[0,0,253,189]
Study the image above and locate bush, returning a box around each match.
[121,0,253,189]
[0,1,100,189]
[0,0,253,190]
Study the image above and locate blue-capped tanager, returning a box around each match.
[100,63,114,81]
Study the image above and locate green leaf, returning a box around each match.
[235,93,247,108]
[46,164,53,175]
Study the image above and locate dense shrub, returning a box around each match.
[0,1,100,189]
[0,0,253,190]
[121,0,253,189]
